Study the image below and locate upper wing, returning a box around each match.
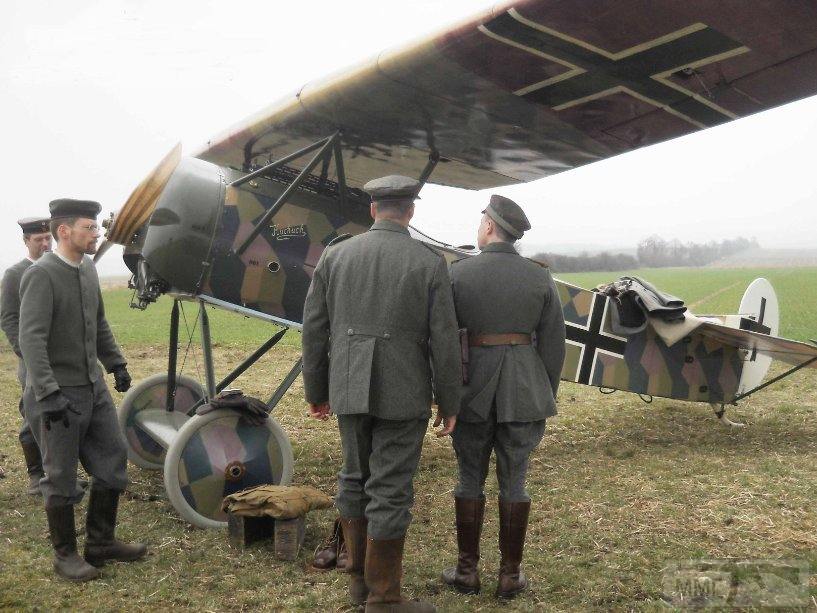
[196,0,817,190]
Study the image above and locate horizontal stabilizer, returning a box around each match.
[695,323,817,370]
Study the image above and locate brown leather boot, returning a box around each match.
[337,539,349,571]
[340,517,369,605]
[441,497,485,594]
[365,536,435,612]
[46,505,100,582]
[313,518,346,570]
[20,441,44,496]
[496,499,531,598]
[83,488,147,567]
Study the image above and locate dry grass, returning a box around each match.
[2,298,817,610]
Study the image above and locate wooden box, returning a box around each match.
[273,516,306,560]
[227,512,305,560]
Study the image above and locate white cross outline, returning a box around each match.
[564,292,627,383]
[478,8,750,129]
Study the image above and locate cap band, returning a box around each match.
[485,204,523,239]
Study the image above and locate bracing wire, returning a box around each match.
[178,302,203,388]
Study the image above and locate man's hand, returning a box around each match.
[433,407,457,437]
[309,402,331,421]
[42,390,78,430]
[112,365,132,393]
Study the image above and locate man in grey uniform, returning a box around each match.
[441,195,565,598]
[20,198,146,582]
[302,176,462,612]
[1,217,51,494]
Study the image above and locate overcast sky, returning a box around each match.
[2,0,816,276]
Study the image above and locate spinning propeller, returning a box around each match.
[94,144,182,263]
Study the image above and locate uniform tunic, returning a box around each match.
[302,219,461,538]
[19,252,128,506]
[1,258,37,445]
[450,241,565,501]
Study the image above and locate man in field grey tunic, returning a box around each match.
[302,176,461,612]
[1,216,51,495]
[19,198,146,582]
[441,195,565,598]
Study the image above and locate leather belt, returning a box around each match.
[469,333,532,347]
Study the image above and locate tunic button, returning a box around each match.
[383,332,390,340]
[347,328,354,335]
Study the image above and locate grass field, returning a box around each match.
[1,267,816,611]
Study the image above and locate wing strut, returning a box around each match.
[418,151,440,187]
[233,131,342,256]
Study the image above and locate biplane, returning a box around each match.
[93,0,817,528]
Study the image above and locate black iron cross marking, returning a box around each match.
[741,297,771,361]
[481,10,748,128]
[566,293,627,385]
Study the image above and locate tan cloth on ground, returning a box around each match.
[222,485,333,519]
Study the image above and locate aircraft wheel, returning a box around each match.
[118,373,205,470]
[163,409,294,529]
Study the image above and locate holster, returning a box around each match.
[459,328,470,384]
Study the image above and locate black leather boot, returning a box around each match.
[46,505,100,582]
[20,441,44,496]
[83,488,147,567]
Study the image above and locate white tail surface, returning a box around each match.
[735,278,779,394]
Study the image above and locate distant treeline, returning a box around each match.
[531,236,758,273]
[530,251,638,273]
[636,235,759,268]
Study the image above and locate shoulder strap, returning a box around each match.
[327,233,352,247]
[418,242,443,257]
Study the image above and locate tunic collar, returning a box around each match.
[369,219,410,235]
[480,241,518,255]
[53,250,82,269]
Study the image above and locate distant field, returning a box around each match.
[103,289,302,349]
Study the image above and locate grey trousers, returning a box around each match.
[452,409,546,502]
[23,378,128,508]
[336,414,427,540]
[16,358,36,447]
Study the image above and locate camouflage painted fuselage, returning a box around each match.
[167,174,743,406]
[201,175,371,319]
[556,282,743,404]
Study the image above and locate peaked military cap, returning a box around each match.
[483,194,531,240]
[17,216,51,235]
[49,198,102,220]
[363,175,422,201]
